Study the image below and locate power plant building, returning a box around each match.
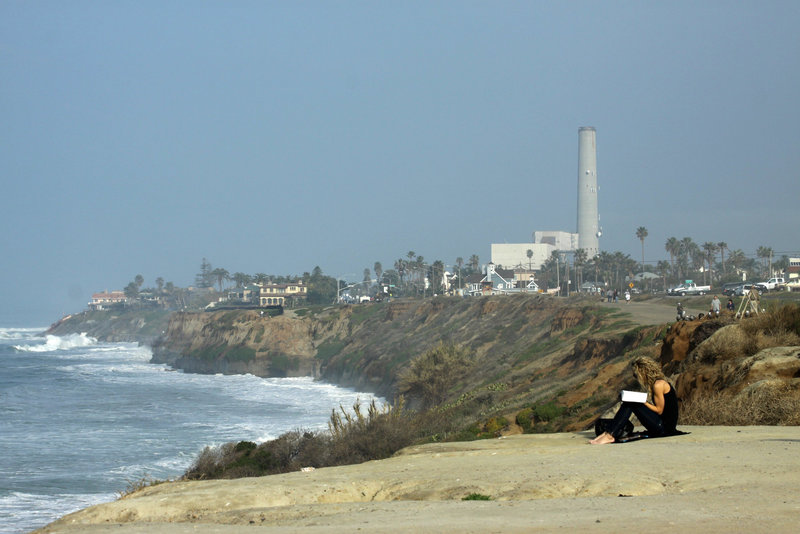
[490,127,601,270]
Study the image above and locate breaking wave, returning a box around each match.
[13,333,97,352]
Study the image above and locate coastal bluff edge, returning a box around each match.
[35,426,800,533]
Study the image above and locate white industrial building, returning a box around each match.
[490,127,601,269]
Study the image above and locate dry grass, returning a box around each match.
[397,342,474,409]
[183,398,455,480]
[693,304,800,363]
[680,380,800,426]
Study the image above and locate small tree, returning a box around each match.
[124,281,139,299]
[398,342,473,408]
[196,258,214,288]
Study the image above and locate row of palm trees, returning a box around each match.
[646,232,782,285]
[367,252,483,296]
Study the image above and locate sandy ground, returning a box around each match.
[600,297,711,326]
[36,426,800,533]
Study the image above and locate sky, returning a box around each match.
[2,1,798,325]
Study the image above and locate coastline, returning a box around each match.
[36,425,800,533]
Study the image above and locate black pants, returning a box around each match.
[608,401,666,439]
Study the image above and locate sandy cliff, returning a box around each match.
[36,426,800,533]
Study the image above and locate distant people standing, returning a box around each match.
[727,298,735,311]
[624,290,631,304]
[711,295,721,316]
[613,289,618,303]
[606,289,613,303]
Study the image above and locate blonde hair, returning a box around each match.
[632,356,666,394]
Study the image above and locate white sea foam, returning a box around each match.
[1,335,380,534]
[13,332,97,352]
[0,491,113,534]
[0,326,46,341]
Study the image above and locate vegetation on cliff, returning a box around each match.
[180,297,800,481]
[47,292,800,482]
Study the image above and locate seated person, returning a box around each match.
[590,356,678,445]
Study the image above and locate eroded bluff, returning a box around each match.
[148,295,649,411]
[150,311,321,377]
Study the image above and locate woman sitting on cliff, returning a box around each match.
[590,356,679,445]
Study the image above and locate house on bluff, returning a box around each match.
[466,262,540,296]
[89,290,127,310]
[258,281,307,306]
[225,281,308,307]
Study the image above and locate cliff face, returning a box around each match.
[49,297,800,430]
[151,310,320,378]
[46,309,172,344]
[149,296,663,430]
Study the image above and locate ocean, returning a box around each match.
[0,326,379,533]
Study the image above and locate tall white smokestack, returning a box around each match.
[577,126,600,257]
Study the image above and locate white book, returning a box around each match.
[621,390,647,403]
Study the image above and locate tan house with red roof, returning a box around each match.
[89,290,127,310]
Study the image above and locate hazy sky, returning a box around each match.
[2,2,798,325]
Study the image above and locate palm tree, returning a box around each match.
[469,254,480,273]
[656,260,671,292]
[455,257,464,290]
[665,237,680,277]
[211,268,229,293]
[595,251,613,288]
[542,251,561,289]
[526,249,533,271]
[374,262,383,285]
[394,259,406,291]
[573,248,587,290]
[636,227,648,274]
[231,272,251,288]
[717,242,728,275]
[431,260,445,294]
[728,249,746,276]
[774,255,789,277]
[415,255,425,293]
[679,237,697,281]
[702,242,718,284]
[757,246,773,277]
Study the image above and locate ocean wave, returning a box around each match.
[0,490,113,533]
[13,333,97,352]
[0,326,46,341]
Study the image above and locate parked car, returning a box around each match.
[668,282,711,296]
[786,279,800,292]
[756,277,786,291]
[734,283,764,296]
[721,282,745,296]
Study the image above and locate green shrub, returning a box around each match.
[270,353,299,373]
[484,416,509,435]
[516,407,534,433]
[234,441,257,453]
[397,342,474,408]
[184,399,448,481]
[315,338,346,363]
[227,345,256,362]
[463,493,492,501]
[533,401,564,422]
